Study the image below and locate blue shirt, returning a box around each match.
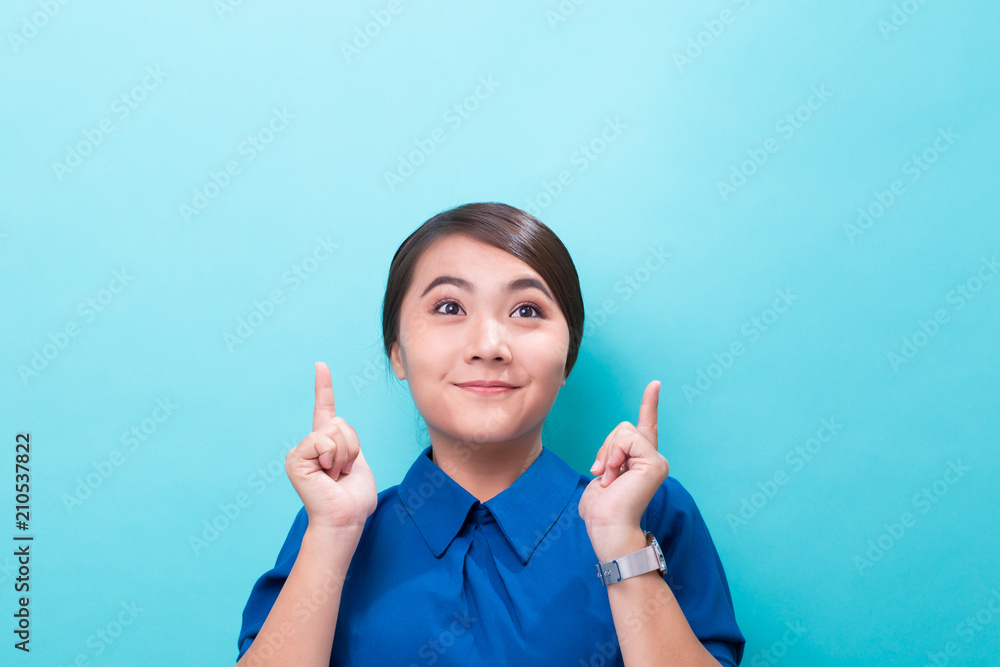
[237,446,745,665]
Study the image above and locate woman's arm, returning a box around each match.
[581,381,741,666]
[237,525,360,667]
[594,527,722,667]
[237,361,377,665]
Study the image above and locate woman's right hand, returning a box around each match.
[285,361,378,532]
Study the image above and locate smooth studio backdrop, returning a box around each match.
[3,1,999,665]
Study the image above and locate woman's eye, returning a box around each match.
[512,304,543,318]
[432,300,543,318]
[433,300,464,315]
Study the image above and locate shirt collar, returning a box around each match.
[398,446,581,565]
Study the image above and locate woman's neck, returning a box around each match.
[428,428,543,503]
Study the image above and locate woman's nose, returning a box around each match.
[465,316,511,363]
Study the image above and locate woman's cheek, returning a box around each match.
[539,340,570,380]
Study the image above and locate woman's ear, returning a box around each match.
[389,341,406,380]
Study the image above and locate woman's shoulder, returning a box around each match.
[641,475,708,538]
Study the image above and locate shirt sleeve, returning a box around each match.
[236,506,309,662]
[641,477,746,666]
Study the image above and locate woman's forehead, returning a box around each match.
[403,237,557,309]
[413,234,537,278]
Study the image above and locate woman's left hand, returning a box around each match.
[579,380,669,560]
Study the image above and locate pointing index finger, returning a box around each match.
[636,380,660,450]
[313,361,337,432]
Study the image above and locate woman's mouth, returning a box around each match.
[455,381,518,396]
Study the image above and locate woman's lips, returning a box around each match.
[455,384,518,396]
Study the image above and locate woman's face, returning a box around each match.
[389,233,570,449]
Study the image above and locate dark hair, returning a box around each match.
[381,202,585,378]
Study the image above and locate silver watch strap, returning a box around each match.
[595,532,667,585]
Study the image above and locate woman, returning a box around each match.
[236,202,745,666]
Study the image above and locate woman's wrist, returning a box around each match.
[304,522,364,543]
[302,524,364,567]
[587,524,648,563]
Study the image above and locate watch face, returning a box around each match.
[646,533,667,570]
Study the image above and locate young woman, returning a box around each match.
[236,202,745,666]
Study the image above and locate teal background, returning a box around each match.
[3,1,999,665]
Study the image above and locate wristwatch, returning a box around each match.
[595,531,667,585]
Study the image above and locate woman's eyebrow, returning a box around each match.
[420,275,553,301]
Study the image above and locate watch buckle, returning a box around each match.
[596,560,622,585]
